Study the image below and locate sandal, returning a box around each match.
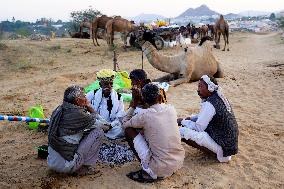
[126,169,159,183]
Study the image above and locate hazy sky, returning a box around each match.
[0,0,283,22]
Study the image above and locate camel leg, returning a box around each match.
[226,35,229,51]
[216,33,221,49]
[153,73,178,82]
[169,77,189,87]
[94,28,100,46]
[92,27,97,46]
[123,33,127,50]
[222,34,226,51]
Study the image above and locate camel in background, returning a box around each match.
[105,17,137,48]
[215,15,229,51]
[140,41,223,86]
[207,24,215,39]
[200,25,209,39]
[79,20,92,38]
[91,15,112,46]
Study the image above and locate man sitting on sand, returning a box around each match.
[125,69,167,119]
[48,86,111,175]
[178,75,239,162]
[123,69,167,156]
[86,69,125,139]
[123,83,185,183]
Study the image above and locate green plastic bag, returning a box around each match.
[84,71,132,94]
[84,80,100,93]
[121,93,132,102]
[113,71,132,91]
[28,105,45,130]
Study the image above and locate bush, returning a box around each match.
[0,42,8,50]
[16,28,31,37]
[277,17,284,28]
[48,45,61,51]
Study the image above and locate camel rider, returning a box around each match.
[86,69,125,139]
[178,75,239,162]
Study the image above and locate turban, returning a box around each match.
[142,83,160,103]
[201,75,232,113]
[97,69,116,81]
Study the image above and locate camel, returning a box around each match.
[215,15,229,51]
[79,20,92,38]
[105,17,137,48]
[200,25,209,38]
[207,24,215,39]
[68,31,90,39]
[91,15,112,46]
[140,41,223,86]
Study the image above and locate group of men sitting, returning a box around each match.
[47,69,239,183]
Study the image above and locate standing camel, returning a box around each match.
[140,41,223,86]
[91,15,112,46]
[105,18,137,48]
[200,25,209,39]
[79,19,92,38]
[207,24,215,40]
[215,15,229,51]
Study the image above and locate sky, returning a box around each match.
[0,0,283,22]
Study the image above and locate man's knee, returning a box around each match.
[125,127,139,139]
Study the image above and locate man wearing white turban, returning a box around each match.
[178,75,239,162]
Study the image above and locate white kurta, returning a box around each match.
[179,101,231,162]
[86,89,125,139]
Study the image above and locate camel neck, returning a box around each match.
[142,42,181,74]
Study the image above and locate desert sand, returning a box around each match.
[0,32,283,188]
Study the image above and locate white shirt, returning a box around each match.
[181,101,216,131]
[179,101,231,162]
[86,89,125,122]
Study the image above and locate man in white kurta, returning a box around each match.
[178,75,238,162]
[86,69,125,139]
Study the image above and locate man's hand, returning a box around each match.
[185,117,191,120]
[101,124,112,133]
[85,102,96,114]
[177,118,183,126]
[130,87,143,108]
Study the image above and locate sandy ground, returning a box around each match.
[0,32,283,189]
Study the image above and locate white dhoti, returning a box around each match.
[179,127,231,163]
[133,134,157,179]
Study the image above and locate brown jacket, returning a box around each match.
[123,103,185,177]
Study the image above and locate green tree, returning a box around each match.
[70,6,102,23]
[277,17,284,28]
[16,28,31,37]
[69,6,101,32]
[269,13,276,21]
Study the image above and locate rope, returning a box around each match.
[0,115,50,123]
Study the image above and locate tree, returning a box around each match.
[277,17,284,28]
[269,13,276,21]
[70,6,101,23]
[69,6,102,32]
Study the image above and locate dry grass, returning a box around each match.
[0,42,8,50]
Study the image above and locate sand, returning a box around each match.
[0,32,283,188]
